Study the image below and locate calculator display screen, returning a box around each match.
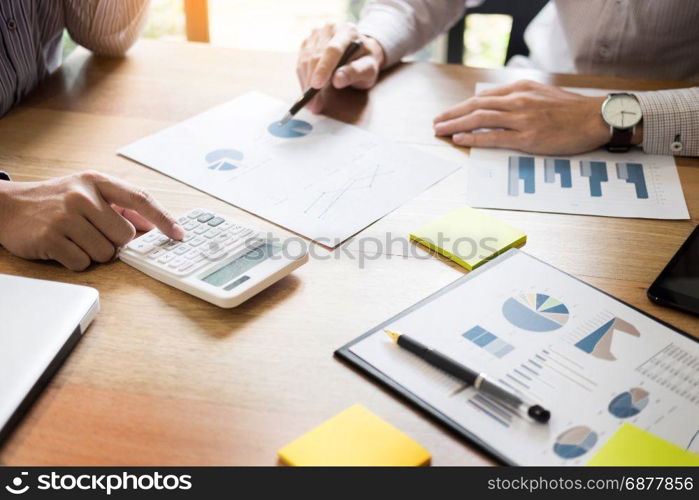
[201,243,280,288]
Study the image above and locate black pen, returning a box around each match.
[279,40,364,126]
[384,330,551,423]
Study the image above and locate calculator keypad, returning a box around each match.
[123,211,261,277]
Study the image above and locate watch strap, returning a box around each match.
[606,127,634,153]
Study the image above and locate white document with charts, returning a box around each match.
[337,250,699,465]
[118,91,458,246]
[466,83,689,219]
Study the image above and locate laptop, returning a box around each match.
[0,274,99,444]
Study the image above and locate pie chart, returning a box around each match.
[205,149,243,171]
[502,293,569,332]
[608,387,650,418]
[553,426,598,459]
[268,119,313,138]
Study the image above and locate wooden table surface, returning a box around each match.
[0,40,697,466]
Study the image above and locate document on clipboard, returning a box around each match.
[335,249,699,465]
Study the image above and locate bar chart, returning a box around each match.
[463,325,515,358]
[467,147,689,219]
[508,156,649,199]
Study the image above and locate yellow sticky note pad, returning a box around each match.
[410,206,526,270]
[588,423,699,466]
[278,404,431,466]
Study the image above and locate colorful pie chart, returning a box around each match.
[502,293,570,332]
[608,387,650,418]
[553,426,598,459]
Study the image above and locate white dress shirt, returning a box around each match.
[358,0,699,156]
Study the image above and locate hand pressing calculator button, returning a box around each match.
[119,210,308,308]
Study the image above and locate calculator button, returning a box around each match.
[191,254,206,264]
[181,233,194,242]
[189,236,206,247]
[179,261,195,272]
[154,235,170,246]
[163,240,182,249]
[177,216,188,224]
[187,209,203,219]
[183,220,199,231]
[143,232,158,243]
[184,248,200,259]
[174,245,191,255]
[204,249,228,261]
[169,257,185,268]
[197,213,214,223]
[208,217,225,227]
[127,240,155,254]
[158,253,176,264]
[194,225,210,235]
[214,232,232,243]
[147,248,166,259]
[218,222,232,231]
[204,228,221,238]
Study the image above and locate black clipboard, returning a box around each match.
[334,249,698,466]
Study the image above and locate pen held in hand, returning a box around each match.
[280,39,364,126]
[384,329,551,424]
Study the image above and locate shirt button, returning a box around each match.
[670,141,683,152]
[598,45,612,58]
[7,19,17,31]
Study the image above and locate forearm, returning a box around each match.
[63,0,150,56]
[633,87,699,157]
[357,0,469,67]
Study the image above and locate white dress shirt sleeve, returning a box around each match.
[357,0,472,67]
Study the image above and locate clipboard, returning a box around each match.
[334,249,699,465]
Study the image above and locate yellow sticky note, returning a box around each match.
[588,423,699,466]
[410,206,526,270]
[278,404,431,466]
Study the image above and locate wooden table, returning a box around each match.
[0,40,697,466]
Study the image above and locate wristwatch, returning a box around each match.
[601,93,642,152]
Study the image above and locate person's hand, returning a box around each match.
[0,171,184,271]
[297,23,386,113]
[433,80,641,155]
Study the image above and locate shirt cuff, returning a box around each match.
[633,87,699,157]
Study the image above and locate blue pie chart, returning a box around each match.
[608,387,649,418]
[553,426,598,459]
[268,119,313,138]
[205,149,243,171]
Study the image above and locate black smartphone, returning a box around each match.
[648,225,699,316]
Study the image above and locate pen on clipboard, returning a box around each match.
[279,40,364,126]
[384,330,551,424]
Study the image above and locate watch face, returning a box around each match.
[601,94,642,129]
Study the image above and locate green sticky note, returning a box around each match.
[588,423,699,466]
[410,206,526,270]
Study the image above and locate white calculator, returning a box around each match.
[119,209,308,308]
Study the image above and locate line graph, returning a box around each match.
[304,164,395,219]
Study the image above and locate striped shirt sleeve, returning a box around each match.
[63,0,149,56]
[634,87,699,157]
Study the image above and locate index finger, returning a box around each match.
[477,79,543,97]
[94,176,184,240]
[310,28,356,89]
[434,96,516,124]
